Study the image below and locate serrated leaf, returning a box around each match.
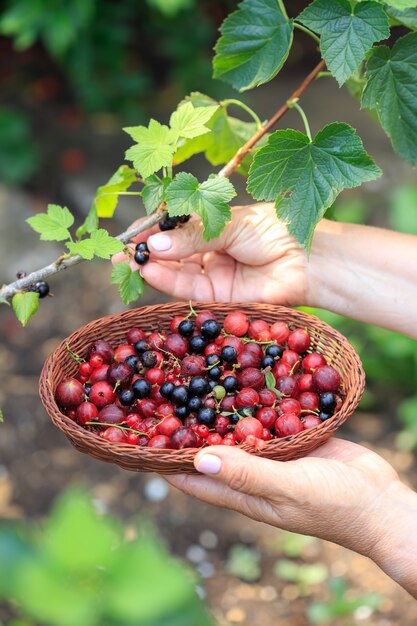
[384,0,417,9]
[142,176,171,215]
[76,205,98,239]
[247,123,381,249]
[27,204,74,242]
[67,230,123,260]
[174,96,268,175]
[90,229,124,259]
[111,262,144,305]
[12,292,39,326]
[66,238,96,259]
[362,32,417,164]
[299,0,390,86]
[213,0,293,91]
[385,6,417,29]
[124,119,177,179]
[170,101,219,139]
[94,165,138,218]
[166,173,236,240]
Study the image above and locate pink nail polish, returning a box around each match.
[195,453,222,475]
[148,233,172,251]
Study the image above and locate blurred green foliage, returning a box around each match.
[307,577,380,624]
[0,489,214,626]
[0,108,39,185]
[226,543,261,582]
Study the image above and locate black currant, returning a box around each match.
[197,407,216,426]
[119,389,135,406]
[266,344,283,359]
[237,406,255,418]
[175,405,190,419]
[189,335,207,354]
[189,376,209,397]
[207,379,217,392]
[135,241,149,254]
[229,413,239,425]
[261,356,275,369]
[159,216,178,231]
[132,378,151,399]
[141,350,158,368]
[188,396,203,412]
[223,376,238,393]
[319,411,333,421]
[319,392,337,413]
[160,381,175,399]
[208,365,222,381]
[134,251,149,266]
[84,384,91,396]
[221,346,237,363]
[178,214,191,224]
[171,385,189,405]
[200,319,221,340]
[33,281,50,298]
[206,354,222,367]
[178,319,195,337]
[125,355,140,370]
[134,340,150,354]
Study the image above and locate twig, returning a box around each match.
[0,60,325,303]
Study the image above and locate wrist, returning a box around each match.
[306,218,344,309]
[367,481,417,598]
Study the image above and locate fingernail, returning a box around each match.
[148,233,172,251]
[195,453,222,475]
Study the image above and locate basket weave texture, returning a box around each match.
[39,302,365,474]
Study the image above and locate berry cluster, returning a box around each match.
[55,308,343,450]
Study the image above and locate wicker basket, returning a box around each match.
[39,302,365,474]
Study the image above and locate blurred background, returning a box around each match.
[0,0,417,624]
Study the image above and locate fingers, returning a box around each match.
[146,219,233,261]
[140,261,215,300]
[192,446,300,500]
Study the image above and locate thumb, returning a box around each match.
[193,445,298,499]
[146,218,233,260]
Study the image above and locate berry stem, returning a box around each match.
[287,98,312,140]
[293,22,321,45]
[221,99,263,129]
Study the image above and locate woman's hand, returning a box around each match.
[166,439,417,598]
[112,203,308,305]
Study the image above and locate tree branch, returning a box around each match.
[0,59,325,303]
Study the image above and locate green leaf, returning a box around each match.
[170,101,219,139]
[142,176,171,215]
[385,6,417,29]
[124,119,177,179]
[299,0,390,86]
[111,262,144,305]
[247,123,381,249]
[0,409,3,423]
[166,173,236,240]
[89,229,124,259]
[94,165,138,218]
[174,94,267,175]
[227,544,261,582]
[75,205,98,239]
[384,0,417,9]
[361,32,417,164]
[12,292,40,326]
[265,371,276,389]
[66,238,96,259]
[26,204,74,242]
[213,0,293,91]
[67,230,123,260]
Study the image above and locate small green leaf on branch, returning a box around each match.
[27,204,74,241]
[67,229,123,260]
[247,123,382,249]
[213,0,293,91]
[0,409,3,423]
[384,6,417,29]
[111,262,144,305]
[124,120,177,179]
[384,0,417,9]
[94,165,138,218]
[170,101,219,139]
[166,172,236,240]
[299,0,390,86]
[361,32,417,165]
[142,176,171,215]
[12,291,40,326]
[76,205,98,239]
